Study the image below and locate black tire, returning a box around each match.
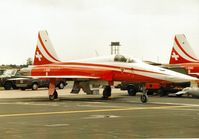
[4,81,12,90]
[102,86,111,99]
[140,94,148,103]
[49,90,58,100]
[127,86,136,96]
[12,85,18,90]
[32,83,38,90]
[54,90,58,99]
[58,82,65,89]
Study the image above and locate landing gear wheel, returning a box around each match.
[127,86,136,96]
[102,86,111,99]
[140,94,148,103]
[49,90,58,100]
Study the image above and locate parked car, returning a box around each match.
[0,69,5,75]
[0,69,20,90]
[15,78,67,90]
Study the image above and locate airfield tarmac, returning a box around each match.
[0,88,199,138]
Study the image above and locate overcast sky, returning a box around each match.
[0,0,199,65]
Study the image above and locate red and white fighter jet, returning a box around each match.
[169,34,199,97]
[20,31,197,103]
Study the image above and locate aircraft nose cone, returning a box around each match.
[166,73,197,83]
[176,75,197,83]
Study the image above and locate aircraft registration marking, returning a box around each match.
[0,105,194,118]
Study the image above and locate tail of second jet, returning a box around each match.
[33,30,60,65]
[169,34,199,64]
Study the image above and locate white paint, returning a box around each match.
[174,43,198,62]
[83,115,120,119]
[35,51,42,61]
[37,39,58,63]
[171,52,179,61]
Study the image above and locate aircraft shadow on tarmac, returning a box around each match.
[6,96,147,105]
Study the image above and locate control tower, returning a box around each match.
[110,42,120,55]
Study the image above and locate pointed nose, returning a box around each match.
[170,74,197,83]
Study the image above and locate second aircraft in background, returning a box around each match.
[169,34,199,97]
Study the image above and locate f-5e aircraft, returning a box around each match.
[169,34,199,97]
[20,31,197,103]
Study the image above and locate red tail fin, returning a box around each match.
[33,31,60,65]
[169,34,199,64]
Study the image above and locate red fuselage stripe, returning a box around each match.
[33,62,166,76]
[31,66,165,83]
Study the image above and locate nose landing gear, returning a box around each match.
[140,86,148,103]
[140,94,148,103]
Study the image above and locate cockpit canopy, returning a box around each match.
[114,55,136,63]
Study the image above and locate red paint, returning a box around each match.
[145,83,160,89]
[31,65,165,83]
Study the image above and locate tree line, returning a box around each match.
[0,58,33,69]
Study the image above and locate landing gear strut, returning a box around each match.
[48,79,58,101]
[102,86,112,99]
[140,87,148,103]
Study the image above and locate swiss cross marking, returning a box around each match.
[36,51,42,61]
[171,52,179,61]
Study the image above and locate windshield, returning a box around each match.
[127,58,136,63]
[114,55,127,62]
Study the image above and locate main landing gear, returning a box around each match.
[102,86,112,99]
[48,79,58,101]
[49,90,58,100]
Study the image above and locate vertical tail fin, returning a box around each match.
[169,34,199,64]
[33,30,60,65]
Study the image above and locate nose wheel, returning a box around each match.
[140,94,148,103]
[140,86,148,103]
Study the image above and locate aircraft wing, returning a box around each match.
[28,67,114,81]
[25,75,99,80]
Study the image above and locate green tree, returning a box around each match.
[26,58,33,66]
